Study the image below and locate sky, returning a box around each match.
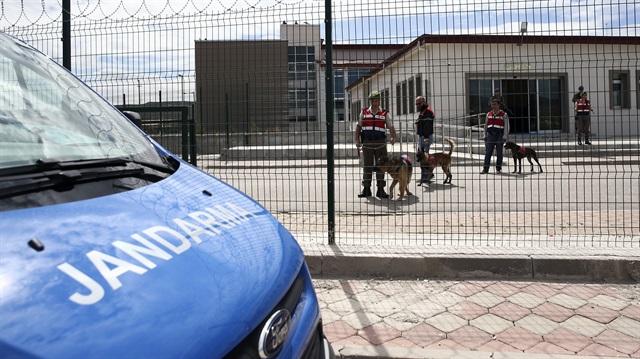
[1,0,637,103]
[2,0,638,38]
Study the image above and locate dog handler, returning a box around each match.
[575,91,594,145]
[355,91,396,198]
[414,96,435,185]
[481,98,509,174]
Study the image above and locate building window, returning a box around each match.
[469,79,494,116]
[352,100,361,122]
[424,79,431,104]
[396,84,402,115]
[382,88,390,110]
[415,75,422,100]
[402,82,408,115]
[637,70,640,109]
[609,70,630,109]
[408,79,415,113]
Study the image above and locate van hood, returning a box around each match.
[0,163,304,358]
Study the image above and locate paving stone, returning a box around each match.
[578,343,628,357]
[495,326,543,351]
[467,291,506,308]
[425,290,464,308]
[527,341,574,355]
[508,292,547,309]
[448,300,489,320]
[560,284,602,300]
[515,314,560,336]
[314,278,640,358]
[521,282,563,299]
[324,320,357,342]
[620,304,640,321]
[449,282,484,297]
[475,338,522,353]
[339,281,374,295]
[365,298,405,317]
[341,311,383,330]
[594,329,640,355]
[531,302,575,322]
[358,322,401,346]
[425,338,470,351]
[406,299,446,319]
[424,312,468,333]
[329,297,365,315]
[548,293,588,309]
[373,281,409,297]
[382,337,421,349]
[563,315,608,337]
[575,303,620,324]
[321,308,341,324]
[544,327,592,353]
[589,294,633,311]
[332,334,371,346]
[317,287,352,304]
[402,323,446,347]
[383,310,423,331]
[447,325,493,349]
[490,301,531,322]
[485,282,521,297]
[608,316,640,339]
[469,313,514,335]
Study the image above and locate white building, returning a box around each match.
[347,34,640,138]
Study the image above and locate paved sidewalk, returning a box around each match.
[314,277,640,358]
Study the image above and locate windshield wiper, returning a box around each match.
[0,157,174,178]
[0,157,173,199]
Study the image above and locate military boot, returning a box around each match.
[376,187,389,199]
[357,187,372,198]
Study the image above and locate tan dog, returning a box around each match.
[376,154,413,200]
[416,138,455,184]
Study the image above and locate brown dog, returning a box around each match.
[503,141,543,174]
[376,154,413,200]
[416,138,455,184]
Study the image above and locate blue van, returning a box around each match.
[0,32,334,359]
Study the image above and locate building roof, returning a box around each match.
[345,34,640,90]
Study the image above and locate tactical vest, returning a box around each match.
[576,100,591,115]
[486,110,506,134]
[361,108,388,141]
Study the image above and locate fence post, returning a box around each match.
[325,0,336,245]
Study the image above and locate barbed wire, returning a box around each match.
[0,0,307,28]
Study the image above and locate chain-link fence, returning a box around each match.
[2,0,638,247]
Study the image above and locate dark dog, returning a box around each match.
[376,154,413,200]
[504,141,543,174]
[416,138,455,184]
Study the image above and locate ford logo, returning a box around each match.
[258,308,291,358]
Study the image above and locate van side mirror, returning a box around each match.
[122,111,142,128]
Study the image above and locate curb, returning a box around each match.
[303,245,640,282]
[332,344,624,359]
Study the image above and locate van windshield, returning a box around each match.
[0,33,162,170]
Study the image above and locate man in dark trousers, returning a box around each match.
[572,85,585,134]
[414,96,435,185]
[481,98,509,174]
[355,91,396,198]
